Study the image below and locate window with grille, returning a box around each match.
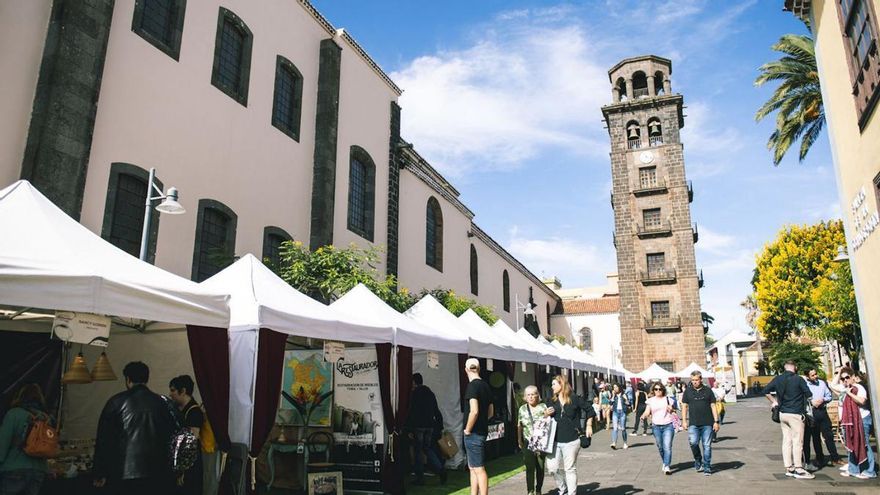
[211,8,252,105]
[262,226,292,269]
[470,244,479,296]
[108,174,147,257]
[192,200,237,282]
[657,361,674,372]
[502,270,510,312]
[651,301,670,319]
[132,0,186,60]
[639,166,657,189]
[647,253,666,276]
[426,197,443,271]
[272,56,303,141]
[580,328,592,351]
[347,148,375,241]
[837,0,880,128]
[643,208,661,228]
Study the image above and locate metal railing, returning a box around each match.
[644,315,681,330]
[627,137,641,150]
[634,178,667,195]
[633,87,649,98]
[692,224,699,243]
[640,267,677,283]
[698,269,705,288]
[688,181,694,203]
[636,221,672,236]
[648,135,663,146]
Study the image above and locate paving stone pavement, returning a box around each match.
[490,397,880,495]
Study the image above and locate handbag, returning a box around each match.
[437,431,459,459]
[771,375,789,424]
[527,416,557,454]
[667,398,682,430]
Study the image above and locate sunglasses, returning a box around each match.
[652,388,663,391]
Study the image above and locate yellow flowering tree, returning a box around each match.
[751,221,847,344]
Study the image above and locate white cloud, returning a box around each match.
[807,201,843,221]
[695,225,736,255]
[505,226,613,287]
[680,101,745,178]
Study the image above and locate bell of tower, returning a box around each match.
[601,55,704,373]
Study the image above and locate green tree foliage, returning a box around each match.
[755,34,824,165]
[752,221,845,342]
[704,334,717,347]
[812,262,861,362]
[766,340,820,374]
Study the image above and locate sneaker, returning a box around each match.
[854,472,877,479]
[785,470,796,477]
[623,443,628,449]
[610,444,616,450]
[703,469,712,476]
[696,465,704,473]
[792,468,815,479]
[840,465,850,472]
[641,432,647,436]
[840,470,852,477]
[663,465,671,475]
[804,463,819,472]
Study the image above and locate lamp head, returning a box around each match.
[156,187,185,214]
[832,245,849,263]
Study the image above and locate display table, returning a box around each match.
[267,441,308,492]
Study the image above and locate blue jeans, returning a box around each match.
[688,425,713,470]
[0,470,45,495]
[410,428,444,479]
[611,410,628,444]
[653,423,675,467]
[848,415,877,477]
[463,433,487,468]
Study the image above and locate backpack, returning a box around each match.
[164,397,200,473]
[21,409,59,459]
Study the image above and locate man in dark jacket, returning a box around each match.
[93,361,175,494]
[406,373,446,485]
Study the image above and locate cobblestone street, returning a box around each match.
[491,398,880,495]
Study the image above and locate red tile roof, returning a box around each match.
[561,296,620,315]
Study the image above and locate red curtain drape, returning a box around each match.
[251,328,287,456]
[376,344,414,495]
[186,325,232,451]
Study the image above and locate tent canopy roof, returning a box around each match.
[0,180,229,327]
[201,255,391,341]
[459,310,536,363]
[634,363,675,381]
[676,362,714,378]
[406,296,508,360]
[331,284,468,353]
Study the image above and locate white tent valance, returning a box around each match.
[0,180,229,327]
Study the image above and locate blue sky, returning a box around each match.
[312,0,840,339]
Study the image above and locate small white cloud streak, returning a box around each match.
[505,227,612,287]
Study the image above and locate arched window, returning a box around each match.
[347,146,376,241]
[615,77,627,102]
[192,199,237,282]
[632,71,648,98]
[262,226,292,269]
[132,0,187,60]
[469,244,478,295]
[211,7,253,106]
[626,120,641,150]
[502,270,510,312]
[272,56,304,141]
[654,71,666,95]
[546,302,551,334]
[579,327,593,351]
[647,117,663,146]
[425,197,443,271]
[102,163,160,262]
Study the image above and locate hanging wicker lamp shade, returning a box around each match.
[62,352,93,384]
[91,352,117,381]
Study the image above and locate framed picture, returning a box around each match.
[277,350,334,426]
[307,471,343,495]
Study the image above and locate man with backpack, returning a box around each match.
[93,361,176,494]
[0,384,53,495]
[763,360,815,480]
[169,375,204,495]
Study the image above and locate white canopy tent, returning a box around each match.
[458,310,537,363]
[536,334,572,369]
[497,321,566,368]
[675,362,715,379]
[200,255,393,447]
[0,180,229,327]
[634,363,676,381]
[331,284,468,353]
[405,295,512,360]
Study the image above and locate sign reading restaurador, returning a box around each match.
[849,185,879,251]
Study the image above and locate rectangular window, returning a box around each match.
[651,301,670,319]
[108,174,147,257]
[131,0,186,60]
[271,56,303,141]
[348,159,366,233]
[837,0,880,128]
[643,208,661,228]
[657,361,674,372]
[197,208,230,282]
[639,166,657,189]
[217,21,243,93]
[211,8,252,106]
[646,253,665,276]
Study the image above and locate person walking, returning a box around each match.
[406,373,447,485]
[544,374,594,495]
[517,386,547,495]
[168,375,203,495]
[763,360,815,480]
[832,368,876,479]
[711,382,726,443]
[632,382,650,436]
[801,367,843,470]
[681,371,719,476]
[599,385,612,430]
[93,361,176,494]
[0,384,51,495]
[609,383,629,450]
[641,383,676,475]
[665,379,678,409]
[463,358,492,495]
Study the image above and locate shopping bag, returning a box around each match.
[527,417,557,454]
[437,431,459,459]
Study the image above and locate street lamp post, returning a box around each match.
[139,168,185,261]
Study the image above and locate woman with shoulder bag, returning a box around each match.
[544,375,595,495]
[517,386,547,495]
[609,383,630,450]
[0,384,51,495]
[632,382,650,436]
[641,383,677,475]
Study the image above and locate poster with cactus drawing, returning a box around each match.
[277,350,334,426]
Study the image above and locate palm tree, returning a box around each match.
[754,34,824,165]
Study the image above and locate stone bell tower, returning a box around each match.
[601,55,704,373]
